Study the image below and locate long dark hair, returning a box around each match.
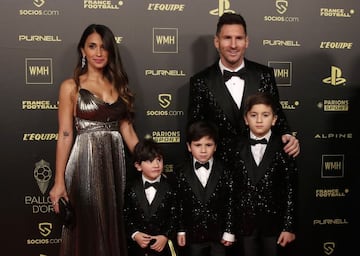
[73,24,135,120]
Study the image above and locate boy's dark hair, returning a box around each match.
[244,92,277,115]
[133,137,163,163]
[186,120,219,144]
[216,13,247,35]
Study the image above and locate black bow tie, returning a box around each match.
[249,138,268,145]
[223,68,246,82]
[195,161,210,170]
[144,181,160,190]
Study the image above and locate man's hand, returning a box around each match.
[282,134,300,157]
[277,231,295,247]
[150,235,168,252]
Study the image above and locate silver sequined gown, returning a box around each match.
[60,88,128,256]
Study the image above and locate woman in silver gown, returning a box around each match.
[49,24,139,256]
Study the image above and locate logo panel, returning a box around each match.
[153,28,178,53]
[322,66,346,86]
[321,154,344,178]
[268,61,292,86]
[209,0,235,16]
[25,58,53,84]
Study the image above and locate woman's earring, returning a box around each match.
[81,56,86,69]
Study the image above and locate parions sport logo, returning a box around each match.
[317,100,348,112]
[152,130,181,143]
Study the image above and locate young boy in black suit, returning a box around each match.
[175,120,235,256]
[233,92,298,256]
[123,137,178,256]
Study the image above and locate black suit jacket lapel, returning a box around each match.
[241,133,283,184]
[239,139,257,183]
[242,58,262,99]
[148,177,167,216]
[240,59,261,131]
[134,179,151,217]
[183,160,205,201]
[207,63,240,128]
[203,159,222,202]
[255,134,283,183]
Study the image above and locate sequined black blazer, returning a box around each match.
[174,157,235,243]
[188,58,291,165]
[233,133,298,236]
[123,175,178,252]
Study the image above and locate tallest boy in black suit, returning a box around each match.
[187,12,300,168]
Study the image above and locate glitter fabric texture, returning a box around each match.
[174,158,235,243]
[232,133,298,236]
[187,60,291,166]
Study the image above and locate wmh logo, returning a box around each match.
[25,58,53,85]
[268,61,292,87]
[153,28,178,53]
[321,154,344,178]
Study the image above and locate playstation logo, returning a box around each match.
[322,66,346,86]
[209,0,235,16]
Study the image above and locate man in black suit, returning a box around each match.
[123,138,178,256]
[175,120,235,256]
[188,13,300,168]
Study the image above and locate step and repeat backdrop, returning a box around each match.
[0,0,358,255]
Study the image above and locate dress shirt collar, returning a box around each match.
[219,59,245,74]
[193,157,214,170]
[249,130,272,143]
[142,174,161,185]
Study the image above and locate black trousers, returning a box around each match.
[240,235,277,256]
[181,241,226,256]
[225,230,277,256]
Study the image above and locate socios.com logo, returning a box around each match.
[276,0,288,14]
[159,94,171,108]
[34,0,45,8]
[324,241,335,255]
[322,66,346,86]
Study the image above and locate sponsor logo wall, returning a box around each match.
[0,0,358,255]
